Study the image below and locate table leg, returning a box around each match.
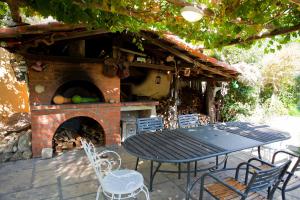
[186,162,191,200]
[149,161,162,192]
[150,160,154,192]
[258,146,262,159]
[194,161,197,177]
[178,163,181,179]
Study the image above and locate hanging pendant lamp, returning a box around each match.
[180,6,203,22]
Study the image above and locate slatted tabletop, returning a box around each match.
[123,129,226,163]
[216,122,290,143]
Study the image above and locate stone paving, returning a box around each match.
[0,146,299,200]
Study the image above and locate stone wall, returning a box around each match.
[0,48,29,121]
[0,113,32,162]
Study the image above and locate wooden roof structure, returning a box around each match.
[0,22,239,80]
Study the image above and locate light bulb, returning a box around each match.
[181,6,203,22]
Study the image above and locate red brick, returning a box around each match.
[29,61,121,157]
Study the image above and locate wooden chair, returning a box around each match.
[198,158,291,200]
[248,148,300,200]
[135,117,163,170]
[81,139,150,200]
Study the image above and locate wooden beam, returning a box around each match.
[126,61,174,71]
[140,33,233,78]
[21,53,175,72]
[20,53,104,64]
[162,33,236,73]
[117,47,147,57]
[0,23,85,38]
[181,76,231,82]
[21,29,109,49]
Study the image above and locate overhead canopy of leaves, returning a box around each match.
[0,0,300,48]
[0,3,9,26]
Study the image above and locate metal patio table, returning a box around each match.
[123,125,290,199]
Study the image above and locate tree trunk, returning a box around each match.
[206,80,216,124]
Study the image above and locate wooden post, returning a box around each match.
[205,80,216,124]
[68,40,85,57]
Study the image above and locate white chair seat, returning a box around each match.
[102,169,144,194]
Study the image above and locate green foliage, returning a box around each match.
[0,2,9,27]
[220,42,300,121]
[210,44,264,64]
[220,81,258,121]
[6,0,300,48]
[260,84,273,103]
[288,104,300,116]
[262,94,288,116]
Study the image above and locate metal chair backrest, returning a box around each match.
[178,114,200,128]
[136,117,163,133]
[245,160,291,198]
[81,139,121,182]
[272,150,300,191]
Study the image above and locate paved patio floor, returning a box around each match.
[0,146,299,200]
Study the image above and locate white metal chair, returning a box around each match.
[81,139,150,200]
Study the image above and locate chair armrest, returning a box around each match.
[248,157,274,168]
[273,150,299,163]
[191,168,239,192]
[236,162,265,184]
[97,150,122,170]
[199,172,245,199]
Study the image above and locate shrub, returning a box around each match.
[220,81,259,121]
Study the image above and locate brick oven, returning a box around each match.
[1,25,238,158]
[28,61,121,157]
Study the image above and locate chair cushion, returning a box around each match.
[102,169,144,194]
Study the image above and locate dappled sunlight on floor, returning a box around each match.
[0,146,299,200]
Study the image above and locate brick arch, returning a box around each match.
[31,104,121,157]
[48,111,106,141]
[52,78,107,103]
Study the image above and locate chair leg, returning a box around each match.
[281,190,286,200]
[258,146,262,159]
[178,163,181,179]
[194,161,197,177]
[199,176,205,200]
[142,185,150,200]
[96,185,102,200]
[135,157,140,170]
[223,154,228,169]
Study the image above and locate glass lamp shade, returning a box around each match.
[180,6,203,22]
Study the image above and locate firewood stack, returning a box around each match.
[199,114,210,125]
[178,86,203,114]
[156,98,177,129]
[53,125,104,153]
[156,82,211,127]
